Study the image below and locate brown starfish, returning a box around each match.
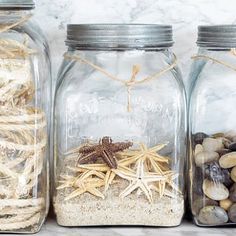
[78,137,133,169]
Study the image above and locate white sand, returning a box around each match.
[54,180,184,227]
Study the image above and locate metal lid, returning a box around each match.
[197,25,236,48]
[66,24,174,50]
[0,0,35,9]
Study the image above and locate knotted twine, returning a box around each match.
[64,53,178,112]
[191,48,236,72]
[0,14,46,230]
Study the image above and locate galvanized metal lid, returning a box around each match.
[0,0,34,9]
[197,25,236,48]
[66,24,174,49]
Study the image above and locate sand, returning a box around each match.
[54,179,184,227]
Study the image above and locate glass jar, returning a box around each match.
[0,0,51,233]
[54,24,186,227]
[189,25,236,226]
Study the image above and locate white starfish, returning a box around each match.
[113,160,166,203]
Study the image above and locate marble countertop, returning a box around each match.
[38,218,236,236]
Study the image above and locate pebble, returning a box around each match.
[195,151,219,167]
[195,144,203,156]
[225,130,236,140]
[229,183,236,202]
[229,142,236,151]
[202,138,224,152]
[231,166,236,182]
[228,204,236,223]
[211,133,225,138]
[217,149,231,157]
[192,197,218,215]
[220,199,233,211]
[194,167,204,195]
[219,152,236,169]
[203,179,229,201]
[223,138,231,149]
[204,162,232,186]
[198,206,228,225]
[194,132,208,145]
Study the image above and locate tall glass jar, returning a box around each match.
[0,0,51,233]
[189,25,236,226]
[54,24,186,227]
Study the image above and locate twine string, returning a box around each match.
[231,48,236,56]
[0,14,45,230]
[192,48,236,72]
[0,14,36,59]
[0,14,32,34]
[64,53,177,112]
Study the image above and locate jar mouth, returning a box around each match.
[66,24,174,50]
[0,0,34,9]
[197,25,236,49]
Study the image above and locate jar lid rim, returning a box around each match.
[197,25,236,48]
[0,0,34,9]
[66,24,174,49]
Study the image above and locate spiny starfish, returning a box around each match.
[70,164,117,192]
[113,159,166,203]
[117,142,170,174]
[78,137,133,169]
[57,169,106,201]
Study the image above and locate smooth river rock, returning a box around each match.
[204,162,232,186]
[229,204,236,223]
[217,149,231,157]
[223,138,232,149]
[219,152,236,169]
[229,142,236,151]
[220,199,233,211]
[202,138,224,152]
[192,197,218,216]
[198,206,228,225]
[194,168,204,195]
[229,183,236,202]
[195,144,203,156]
[195,151,219,167]
[194,132,208,145]
[203,179,229,201]
[231,166,236,182]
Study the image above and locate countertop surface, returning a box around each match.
[35,218,236,236]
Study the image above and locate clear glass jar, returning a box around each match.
[54,24,186,227]
[0,0,51,233]
[189,25,236,226]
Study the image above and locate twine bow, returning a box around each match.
[64,53,177,112]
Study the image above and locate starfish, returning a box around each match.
[66,163,117,193]
[113,159,166,203]
[117,142,170,174]
[77,137,133,169]
[57,169,106,201]
[150,184,177,198]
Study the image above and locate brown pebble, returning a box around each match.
[220,199,233,211]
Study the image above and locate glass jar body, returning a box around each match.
[189,48,236,226]
[54,48,186,227]
[0,10,50,233]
